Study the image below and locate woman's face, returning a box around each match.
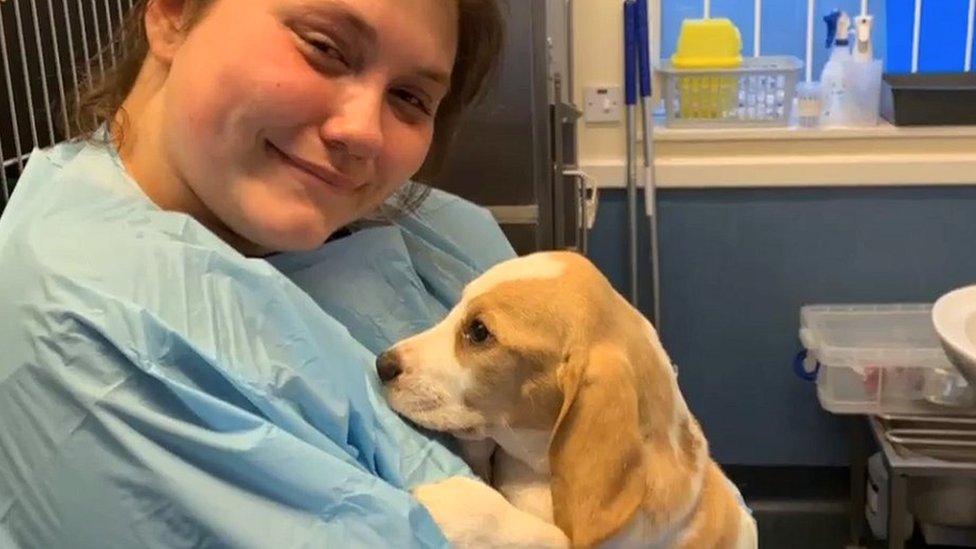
[155,0,457,252]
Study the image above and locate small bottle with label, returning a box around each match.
[796,81,822,128]
[820,10,853,127]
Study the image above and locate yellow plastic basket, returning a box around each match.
[671,18,743,119]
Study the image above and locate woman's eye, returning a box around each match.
[306,37,349,67]
[465,319,492,344]
[391,89,433,116]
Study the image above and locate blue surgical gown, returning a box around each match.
[0,137,515,548]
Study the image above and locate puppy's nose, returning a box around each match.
[376,350,403,383]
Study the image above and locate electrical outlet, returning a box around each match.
[583,86,623,123]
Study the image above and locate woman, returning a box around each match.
[0,0,566,546]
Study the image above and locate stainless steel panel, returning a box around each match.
[430,0,549,202]
[546,0,570,105]
[498,224,539,256]
[429,0,554,251]
[486,205,538,225]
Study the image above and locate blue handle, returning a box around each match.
[636,0,652,98]
[824,10,840,48]
[624,0,637,106]
[793,349,820,382]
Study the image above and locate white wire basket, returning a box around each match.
[658,56,804,128]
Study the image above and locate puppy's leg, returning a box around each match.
[413,476,569,548]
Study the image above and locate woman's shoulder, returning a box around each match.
[392,186,515,273]
[0,139,304,361]
[2,137,266,286]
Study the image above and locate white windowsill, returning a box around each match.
[581,120,976,189]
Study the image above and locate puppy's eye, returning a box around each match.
[465,319,492,344]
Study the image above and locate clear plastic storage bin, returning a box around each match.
[799,304,975,415]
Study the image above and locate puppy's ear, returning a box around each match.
[548,345,646,547]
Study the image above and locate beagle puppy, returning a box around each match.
[379,251,757,548]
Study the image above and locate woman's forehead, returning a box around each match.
[278,0,458,40]
[273,0,458,74]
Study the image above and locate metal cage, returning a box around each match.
[1,0,133,214]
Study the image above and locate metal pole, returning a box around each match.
[636,0,660,327]
[102,0,116,65]
[78,0,95,87]
[624,0,639,306]
[911,0,922,73]
[28,0,56,143]
[806,0,815,83]
[46,0,71,135]
[12,0,41,152]
[0,9,24,172]
[967,0,975,70]
[753,0,762,56]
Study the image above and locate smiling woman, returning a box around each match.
[67,0,504,255]
[0,1,575,548]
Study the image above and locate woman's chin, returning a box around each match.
[238,211,338,253]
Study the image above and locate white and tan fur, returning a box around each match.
[386,251,757,548]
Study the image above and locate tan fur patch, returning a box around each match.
[674,464,743,549]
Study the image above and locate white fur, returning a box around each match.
[413,476,568,548]
[384,305,486,434]
[736,508,759,549]
[489,427,551,474]
[494,450,554,523]
[385,254,566,436]
[464,253,566,301]
[601,512,678,549]
[489,428,554,523]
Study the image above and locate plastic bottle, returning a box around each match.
[848,14,883,126]
[820,10,852,126]
[797,81,822,128]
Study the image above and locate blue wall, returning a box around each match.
[886,0,975,72]
[661,0,975,77]
[662,0,887,78]
[587,187,976,465]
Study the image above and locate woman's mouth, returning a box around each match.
[265,140,364,194]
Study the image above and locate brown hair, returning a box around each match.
[69,0,504,212]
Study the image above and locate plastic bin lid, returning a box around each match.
[799,304,953,368]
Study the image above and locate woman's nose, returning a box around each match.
[321,86,384,161]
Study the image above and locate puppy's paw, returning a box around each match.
[414,476,569,548]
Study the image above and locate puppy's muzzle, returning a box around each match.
[376,349,403,383]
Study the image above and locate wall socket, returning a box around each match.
[583,86,623,123]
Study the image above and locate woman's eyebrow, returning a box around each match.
[330,9,377,46]
[294,2,377,46]
[295,2,451,88]
[416,67,451,88]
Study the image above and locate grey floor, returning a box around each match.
[727,466,960,549]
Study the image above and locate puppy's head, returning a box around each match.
[379,251,705,545]
[377,251,593,438]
